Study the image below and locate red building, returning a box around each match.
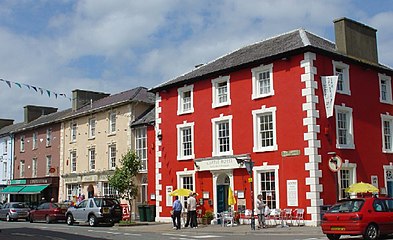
[148,18,393,226]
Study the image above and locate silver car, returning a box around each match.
[0,202,30,221]
[65,197,122,227]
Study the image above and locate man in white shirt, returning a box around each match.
[256,194,267,229]
[187,192,198,228]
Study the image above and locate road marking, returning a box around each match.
[163,233,222,239]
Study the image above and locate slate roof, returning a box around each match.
[0,122,25,137]
[150,29,392,92]
[131,106,155,127]
[12,108,73,133]
[67,86,155,119]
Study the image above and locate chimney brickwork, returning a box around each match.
[334,17,378,64]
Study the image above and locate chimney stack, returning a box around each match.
[334,18,378,64]
[0,119,14,129]
[72,89,110,111]
[24,105,58,123]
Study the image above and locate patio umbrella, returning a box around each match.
[228,187,236,205]
[169,188,193,197]
[345,182,379,194]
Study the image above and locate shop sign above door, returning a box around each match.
[194,155,246,171]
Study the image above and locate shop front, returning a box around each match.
[0,177,59,207]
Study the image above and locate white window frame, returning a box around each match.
[212,75,231,108]
[177,170,196,208]
[46,128,52,147]
[89,147,96,171]
[379,73,393,104]
[252,106,278,152]
[20,135,25,152]
[3,162,7,179]
[66,184,80,201]
[139,174,148,204]
[335,105,355,149]
[254,165,280,210]
[135,127,147,171]
[3,139,7,154]
[212,114,233,156]
[20,160,25,178]
[338,162,357,199]
[332,61,351,95]
[32,158,37,178]
[103,182,117,197]
[32,132,38,149]
[383,165,393,197]
[46,155,52,176]
[252,63,274,100]
[108,144,116,169]
[70,150,77,172]
[89,117,96,139]
[177,85,194,115]
[177,121,195,160]
[70,121,77,142]
[108,111,117,134]
[381,114,393,153]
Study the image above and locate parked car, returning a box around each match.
[0,202,30,221]
[29,202,68,223]
[65,197,122,226]
[321,196,393,240]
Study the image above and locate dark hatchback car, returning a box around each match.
[66,197,122,226]
[321,197,393,240]
[29,202,68,223]
[0,202,30,221]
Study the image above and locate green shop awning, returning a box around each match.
[18,184,50,194]
[0,185,26,194]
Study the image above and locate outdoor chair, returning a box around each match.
[283,208,293,226]
[219,211,234,227]
[293,208,305,226]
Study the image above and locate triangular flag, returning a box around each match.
[54,93,58,99]
[31,86,38,92]
[38,88,43,95]
[46,90,51,97]
[5,80,11,88]
[23,84,30,89]
[14,82,22,88]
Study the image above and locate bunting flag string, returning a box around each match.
[0,78,71,101]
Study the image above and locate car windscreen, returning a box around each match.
[94,198,120,207]
[327,200,364,213]
[11,203,29,208]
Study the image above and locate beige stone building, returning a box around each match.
[59,87,154,215]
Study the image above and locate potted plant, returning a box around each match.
[202,210,214,225]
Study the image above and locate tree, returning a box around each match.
[108,150,141,221]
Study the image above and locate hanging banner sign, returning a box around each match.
[321,76,338,118]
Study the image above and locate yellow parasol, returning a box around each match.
[169,188,193,197]
[228,187,236,205]
[345,182,379,194]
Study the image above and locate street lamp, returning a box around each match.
[236,156,255,230]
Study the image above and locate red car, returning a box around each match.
[29,202,68,223]
[321,197,393,240]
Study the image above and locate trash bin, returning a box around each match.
[320,205,331,220]
[146,205,156,222]
[138,205,147,222]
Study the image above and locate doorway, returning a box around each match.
[216,173,230,214]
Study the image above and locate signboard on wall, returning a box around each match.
[166,186,173,207]
[287,180,298,207]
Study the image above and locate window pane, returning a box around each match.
[258,71,271,95]
[218,122,230,153]
[259,171,276,209]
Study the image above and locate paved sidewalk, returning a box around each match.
[117,222,324,235]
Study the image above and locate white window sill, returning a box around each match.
[253,145,278,153]
[252,91,275,100]
[336,143,355,149]
[177,155,195,161]
[380,100,393,105]
[382,149,393,154]
[212,151,233,157]
[212,101,231,109]
[177,110,194,116]
[337,90,351,96]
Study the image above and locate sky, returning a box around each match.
[0,0,392,122]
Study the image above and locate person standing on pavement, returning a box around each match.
[256,194,266,229]
[172,196,182,230]
[187,192,198,228]
[184,192,192,228]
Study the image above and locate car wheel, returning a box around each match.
[363,224,379,240]
[326,234,341,240]
[6,214,11,222]
[29,215,34,223]
[45,215,51,224]
[88,215,97,227]
[66,214,74,225]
